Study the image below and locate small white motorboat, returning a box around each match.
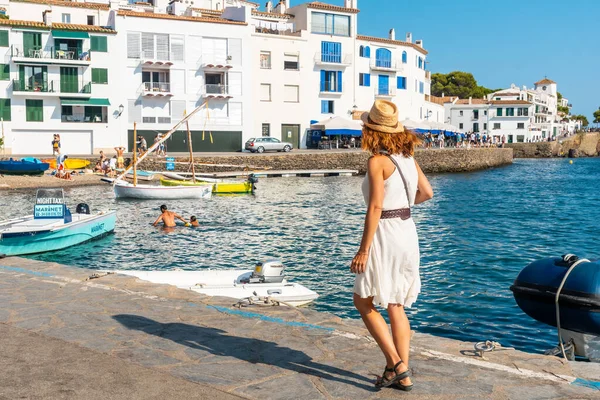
[125,170,155,181]
[107,260,319,307]
[113,180,213,200]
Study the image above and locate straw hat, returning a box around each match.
[361,100,404,134]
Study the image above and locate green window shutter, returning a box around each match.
[496,108,502,117]
[26,99,43,122]
[0,64,8,80]
[0,99,10,121]
[0,31,8,47]
[91,36,107,52]
[91,68,108,84]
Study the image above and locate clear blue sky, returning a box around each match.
[346,0,598,121]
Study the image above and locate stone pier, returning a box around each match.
[0,258,598,399]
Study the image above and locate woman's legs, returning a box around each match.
[353,294,405,375]
[388,304,412,385]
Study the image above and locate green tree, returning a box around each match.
[572,115,589,127]
[557,105,570,114]
[593,107,600,124]
[430,71,497,99]
[557,92,563,101]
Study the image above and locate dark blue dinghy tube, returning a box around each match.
[510,255,600,361]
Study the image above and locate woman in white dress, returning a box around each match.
[351,100,433,390]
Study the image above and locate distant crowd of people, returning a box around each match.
[420,132,506,149]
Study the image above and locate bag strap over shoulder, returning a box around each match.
[386,155,412,207]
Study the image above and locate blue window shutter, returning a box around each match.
[397,77,401,89]
[320,70,326,92]
[321,100,326,114]
[365,73,370,87]
[333,42,341,63]
[337,71,342,92]
[365,46,370,58]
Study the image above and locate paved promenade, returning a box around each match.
[1,257,598,399]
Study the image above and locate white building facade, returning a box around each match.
[0,0,438,154]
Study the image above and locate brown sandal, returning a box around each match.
[374,361,410,388]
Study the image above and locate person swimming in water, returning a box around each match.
[152,205,188,228]
[189,216,200,227]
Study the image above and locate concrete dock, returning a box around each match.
[1,257,598,400]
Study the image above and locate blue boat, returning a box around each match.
[0,158,49,176]
[0,188,116,256]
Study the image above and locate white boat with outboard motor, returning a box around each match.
[105,260,319,307]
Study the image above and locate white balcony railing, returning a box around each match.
[375,87,397,97]
[313,52,352,66]
[140,82,172,96]
[199,84,232,98]
[370,59,403,72]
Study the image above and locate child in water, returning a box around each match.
[189,216,200,227]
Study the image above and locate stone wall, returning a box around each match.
[132,148,513,175]
[507,133,600,158]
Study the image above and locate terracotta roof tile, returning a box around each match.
[52,22,116,33]
[456,99,489,105]
[252,10,294,19]
[117,10,247,26]
[306,1,359,14]
[11,0,109,10]
[0,19,47,29]
[493,92,520,97]
[191,7,222,16]
[490,100,531,105]
[357,34,428,55]
[535,78,556,85]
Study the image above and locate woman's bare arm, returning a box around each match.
[413,159,433,205]
[351,156,386,274]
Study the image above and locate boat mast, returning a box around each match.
[186,113,196,184]
[132,122,138,187]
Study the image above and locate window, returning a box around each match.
[90,36,107,52]
[473,110,479,120]
[517,107,529,116]
[0,64,8,80]
[506,108,515,116]
[397,76,406,90]
[262,123,270,137]
[459,123,463,129]
[459,110,463,116]
[260,83,271,101]
[401,51,407,64]
[359,45,370,58]
[311,12,350,36]
[321,41,341,63]
[364,46,370,58]
[260,51,271,69]
[320,70,342,92]
[0,31,8,47]
[418,57,423,69]
[375,48,392,68]
[127,32,141,59]
[26,99,43,122]
[61,13,71,23]
[419,81,424,94]
[91,68,108,84]
[517,123,525,129]
[496,108,502,116]
[87,15,95,26]
[0,98,11,121]
[359,45,364,57]
[484,110,487,116]
[284,53,299,70]
[493,123,501,130]
[473,123,479,132]
[483,123,487,130]
[321,100,334,114]
[284,85,299,103]
[359,73,370,87]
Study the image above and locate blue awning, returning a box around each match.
[322,128,362,137]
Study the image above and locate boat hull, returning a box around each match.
[125,171,155,181]
[160,178,253,194]
[510,257,600,336]
[42,159,90,170]
[0,160,49,176]
[114,181,212,199]
[107,269,319,307]
[0,211,116,256]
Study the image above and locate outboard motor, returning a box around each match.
[249,260,285,283]
[247,174,258,192]
[75,203,90,214]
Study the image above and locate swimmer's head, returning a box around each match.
[160,205,167,212]
[190,216,197,222]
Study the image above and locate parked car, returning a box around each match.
[245,137,293,153]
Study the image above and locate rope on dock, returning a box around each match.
[474,340,515,359]
[86,271,114,281]
[234,295,297,308]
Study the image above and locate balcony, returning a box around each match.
[471,116,479,121]
[11,46,91,66]
[313,52,352,67]
[199,84,233,99]
[425,70,431,80]
[370,59,403,72]
[142,116,173,124]
[198,56,233,70]
[140,51,175,67]
[12,79,55,96]
[140,82,173,97]
[62,114,108,123]
[319,82,343,96]
[60,82,92,98]
[375,87,397,98]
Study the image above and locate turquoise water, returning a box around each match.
[4,158,599,354]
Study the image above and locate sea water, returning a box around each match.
[4,158,599,354]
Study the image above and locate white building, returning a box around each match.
[0,0,439,154]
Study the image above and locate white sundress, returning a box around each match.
[354,154,421,308]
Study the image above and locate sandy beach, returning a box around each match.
[0,173,109,191]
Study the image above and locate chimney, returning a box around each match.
[43,9,52,26]
[469,97,472,105]
[285,0,290,8]
[265,0,272,12]
[274,0,286,14]
[389,28,395,41]
[405,32,412,43]
[351,0,358,9]
[345,0,351,8]
[442,92,444,98]
[415,39,423,48]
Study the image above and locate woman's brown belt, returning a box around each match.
[380,208,411,220]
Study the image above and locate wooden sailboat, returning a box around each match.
[113,104,213,200]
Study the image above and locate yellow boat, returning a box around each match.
[43,158,90,170]
[160,177,254,194]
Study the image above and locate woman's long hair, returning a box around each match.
[361,127,421,157]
